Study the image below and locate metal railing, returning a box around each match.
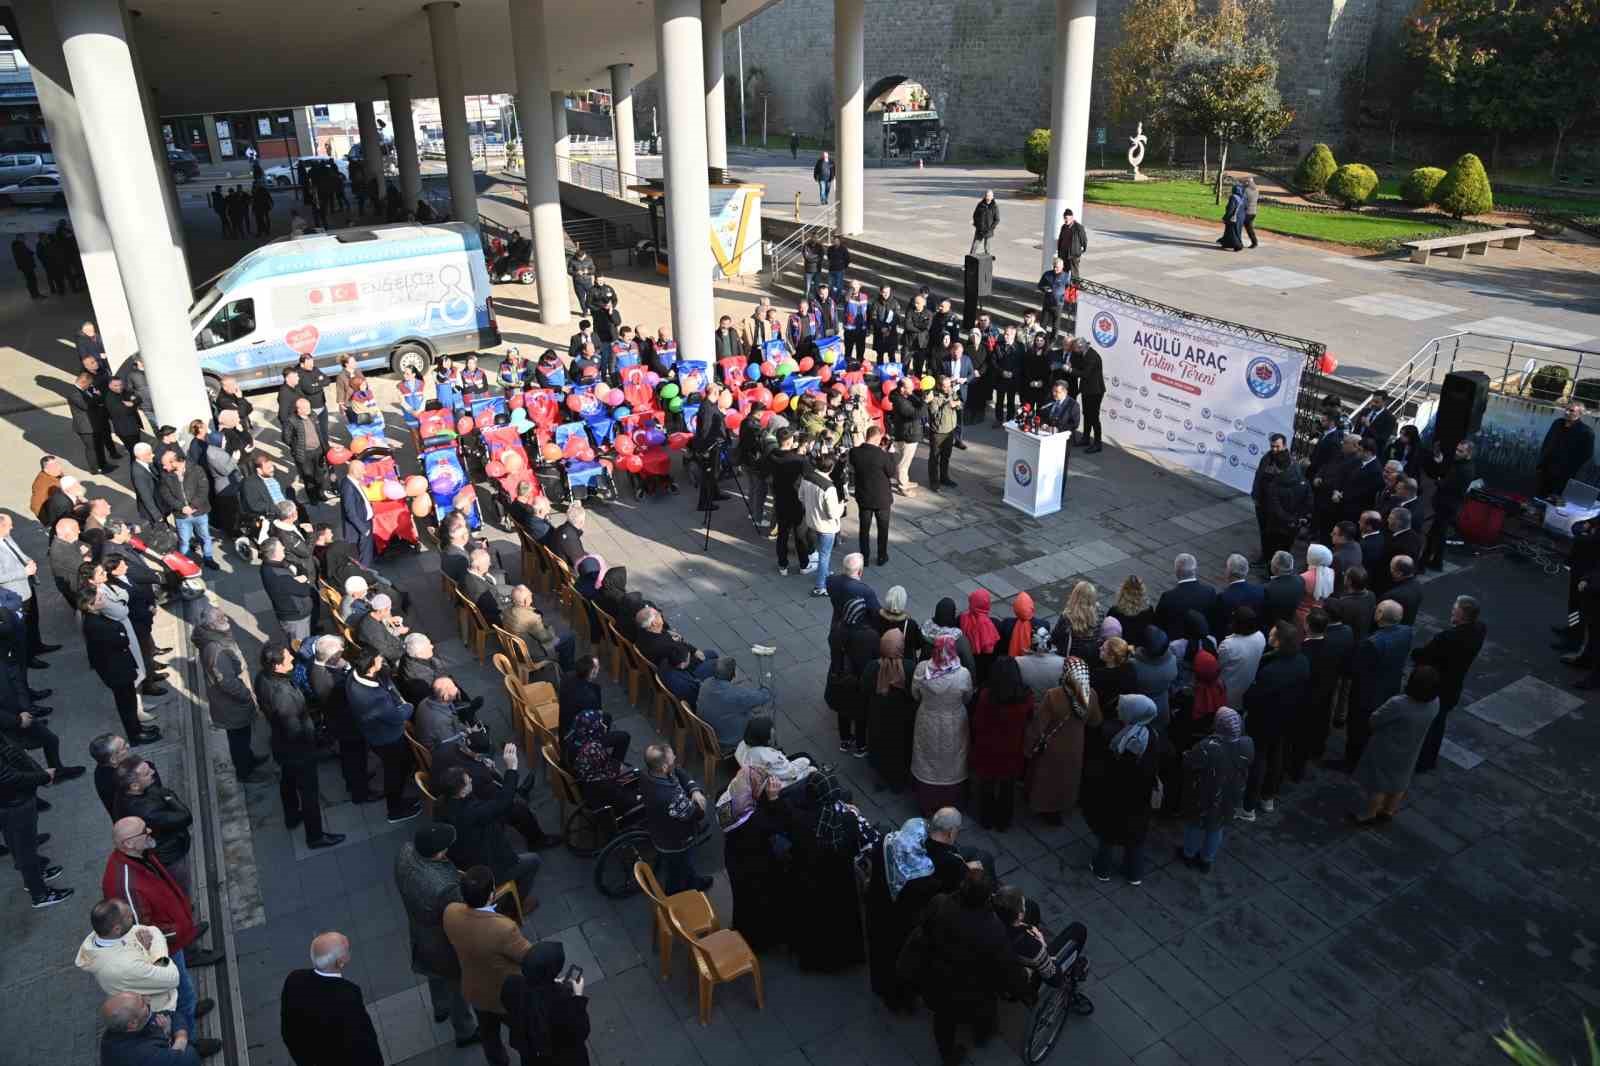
[1357,331,1600,427]
[564,157,647,198]
[766,203,837,286]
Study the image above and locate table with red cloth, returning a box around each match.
[372,498,419,553]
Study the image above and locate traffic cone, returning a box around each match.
[918,157,924,170]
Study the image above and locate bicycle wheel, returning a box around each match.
[593,830,656,898]
[565,807,606,858]
[1023,985,1069,1064]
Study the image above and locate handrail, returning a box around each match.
[767,203,837,285]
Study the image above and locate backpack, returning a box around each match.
[290,638,319,702]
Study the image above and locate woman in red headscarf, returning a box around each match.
[958,589,1001,686]
[996,591,1036,659]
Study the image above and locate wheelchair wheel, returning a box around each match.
[564,806,607,858]
[593,829,656,898]
[1023,982,1070,1064]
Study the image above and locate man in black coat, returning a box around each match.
[1385,507,1424,585]
[1056,208,1088,277]
[1066,338,1106,451]
[1421,439,1476,572]
[690,382,730,513]
[1536,401,1595,498]
[1334,600,1412,771]
[280,933,383,1066]
[1295,606,1355,776]
[1330,521,1363,592]
[127,444,167,528]
[541,503,587,568]
[1263,459,1311,562]
[260,539,315,642]
[68,372,118,474]
[437,749,540,902]
[1385,556,1423,626]
[849,426,897,566]
[768,430,810,574]
[1154,554,1218,637]
[103,379,144,456]
[276,370,301,434]
[1340,437,1385,524]
[1261,551,1304,633]
[1358,511,1389,592]
[1306,410,1343,481]
[1412,594,1486,771]
[1313,434,1359,543]
[969,190,999,255]
[258,642,342,848]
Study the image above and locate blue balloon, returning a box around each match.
[613,405,631,419]
[745,364,762,381]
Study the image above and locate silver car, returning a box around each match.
[0,172,65,207]
[0,152,54,184]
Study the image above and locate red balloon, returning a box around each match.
[576,445,595,461]
[620,454,644,474]
[1319,352,1339,374]
[324,446,352,466]
[541,442,563,462]
[508,391,525,409]
[455,416,475,435]
[725,411,744,432]
[758,411,773,428]
[614,435,636,455]
[818,366,832,383]
[760,361,777,377]
[668,431,693,451]
[881,380,895,395]
[484,460,507,478]
[798,357,814,373]
[566,394,585,412]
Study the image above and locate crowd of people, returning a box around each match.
[1,229,1527,1066]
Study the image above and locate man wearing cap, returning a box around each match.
[355,594,407,662]
[395,824,481,1047]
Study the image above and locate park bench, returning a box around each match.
[1404,228,1536,265]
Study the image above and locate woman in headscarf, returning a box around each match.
[1106,576,1156,648]
[1079,693,1166,884]
[1130,626,1178,724]
[1026,652,1099,825]
[718,716,813,951]
[1051,580,1102,659]
[924,597,975,675]
[1241,621,1310,820]
[995,592,1036,660]
[1178,707,1254,873]
[827,597,880,756]
[1015,625,1065,697]
[503,941,591,1066]
[1186,650,1228,736]
[1168,610,1217,705]
[1297,544,1335,637]
[958,589,1001,685]
[911,634,975,816]
[969,657,1033,832]
[1351,666,1441,826]
[862,628,918,792]
[562,709,631,812]
[784,772,877,972]
[1090,633,1135,718]
[874,585,926,663]
[865,817,942,1011]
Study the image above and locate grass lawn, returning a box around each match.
[1084,178,1454,247]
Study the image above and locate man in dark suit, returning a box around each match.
[541,502,587,568]
[849,426,896,566]
[1067,337,1106,452]
[1536,401,1596,498]
[1385,556,1423,626]
[1335,600,1412,771]
[1341,437,1385,523]
[1155,554,1218,637]
[436,747,540,905]
[1261,551,1303,633]
[566,319,595,363]
[1295,606,1355,776]
[1412,594,1486,770]
[1385,507,1423,585]
[127,444,166,528]
[1358,511,1389,592]
[690,382,730,513]
[1330,521,1363,591]
[460,549,507,626]
[280,932,383,1066]
[1214,554,1265,636]
[339,460,375,568]
[1251,436,1290,562]
[1313,434,1360,542]
[1040,380,1079,505]
[1307,410,1343,481]
[239,451,297,527]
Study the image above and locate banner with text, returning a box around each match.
[1078,292,1305,495]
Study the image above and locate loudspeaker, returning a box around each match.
[964,253,993,299]
[1436,370,1489,446]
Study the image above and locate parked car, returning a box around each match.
[0,173,66,207]
[262,155,349,187]
[0,152,55,184]
[345,142,397,176]
[166,148,201,184]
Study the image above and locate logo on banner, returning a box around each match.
[1166,430,1176,442]
[1248,443,1260,456]
[1111,376,1122,389]
[1229,455,1240,467]
[1012,460,1033,486]
[1090,311,1119,347]
[1201,406,1211,419]
[1246,357,1283,399]
[1215,431,1226,443]
[1124,398,1134,409]
[1184,419,1193,431]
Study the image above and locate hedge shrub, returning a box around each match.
[1293,143,1338,194]
[1435,153,1494,218]
[1530,364,1571,402]
[1400,166,1447,206]
[1024,129,1052,180]
[1326,163,1379,207]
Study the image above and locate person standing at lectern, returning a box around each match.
[1056,209,1088,279]
[970,190,999,255]
[1041,381,1080,507]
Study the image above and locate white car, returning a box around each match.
[0,172,65,207]
[262,155,349,187]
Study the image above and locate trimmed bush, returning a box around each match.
[1024,129,1052,180]
[1529,364,1570,403]
[1434,153,1494,218]
[1293,143,1338,194]
[1400,166,1447,206]
[1325,163,1379,207]
[1573,378,1600,406]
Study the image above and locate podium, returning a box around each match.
[1003,423,1070,518]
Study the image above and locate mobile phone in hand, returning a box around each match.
[564,964,583,982]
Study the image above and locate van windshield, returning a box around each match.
[189,286,223,331]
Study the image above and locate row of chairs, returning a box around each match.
[633,861,764,1025]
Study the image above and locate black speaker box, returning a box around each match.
[1437,370,1489,445]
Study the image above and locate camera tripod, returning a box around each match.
[689,441,754,552]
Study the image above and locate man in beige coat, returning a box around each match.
[76,896,222,1057]
[444,865,531,1066]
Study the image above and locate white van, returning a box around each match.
[188,221,500,392]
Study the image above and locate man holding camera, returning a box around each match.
[926,375,963,493]
[691,382,730,514]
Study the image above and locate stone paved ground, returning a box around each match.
[3,182,1597,1066]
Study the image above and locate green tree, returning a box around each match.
[1326,163,1379,206]
[1023,129,1052,182]
[1532,0,1600,177]
[1294,143,1339,193]
[1409,0,1545,169]
[1166,38,1295,202]
[1435,152,1495,217]
[1107,0,1197,156]
[1400,165,1448,204]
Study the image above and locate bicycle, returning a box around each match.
[1021,935,1093,1063]
[593,824,712,899]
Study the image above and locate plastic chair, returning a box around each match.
[633,861,718,980]
[620,635,654,709]
[680,704,732,791]
[414,769,438,819]
[403,722,431,772]
[493,625,558,685]
[489,879,525,927]
[452,586,491,663]
[666,908,763,1025]
[601,617,628,681]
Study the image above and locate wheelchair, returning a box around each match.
[1020,924,1093,1063]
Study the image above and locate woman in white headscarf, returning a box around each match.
[1296,543,1336,637]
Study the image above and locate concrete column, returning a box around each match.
[424,1,477,227]
[833,0,864,234]
[54,0,210,428]
[550,91,569,184]
[290,108,315,157]
[655,0,714,359]
[609,62,636,183]
[355,99,384,192]
[200,113,223,166]
[13,0,137,366]
[508,0,570,326]
[701,0,727,171]
[385,74,422,208]
[123,11,190,284]
[1041,0,1097,271]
